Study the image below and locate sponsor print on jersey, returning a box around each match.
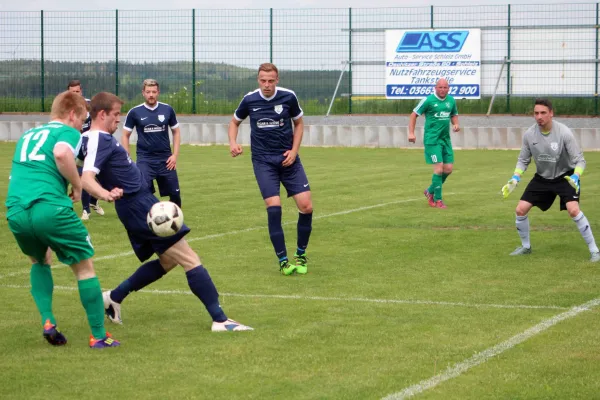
[257,118,284,128]
[537,154,557,163]
[434,111,452,119]
[144,124,166,133]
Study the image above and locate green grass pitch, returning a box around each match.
[0,143,599,399]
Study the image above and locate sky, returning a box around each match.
[0,0,592,97]
[0,0,580,12]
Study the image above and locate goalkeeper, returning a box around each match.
[501,98,599,262]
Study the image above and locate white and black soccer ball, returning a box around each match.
[147,201,184,237]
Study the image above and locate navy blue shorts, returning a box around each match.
[252,154,310,199]
[137,159,180,197]
[115,189,190,262]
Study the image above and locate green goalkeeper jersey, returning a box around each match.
[413,94,458,145]
[6,121,81,216]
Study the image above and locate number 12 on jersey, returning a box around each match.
[20,129,49,162]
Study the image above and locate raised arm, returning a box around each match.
[81,171,121,202]
[81,132,123,202]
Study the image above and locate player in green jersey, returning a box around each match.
[408,78,460,209]
[6,91,122,348]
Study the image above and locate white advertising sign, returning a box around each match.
[385,29,481,99]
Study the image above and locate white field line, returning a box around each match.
[382,297,600,400]
[0,284,568,311]
[0,195,429,280]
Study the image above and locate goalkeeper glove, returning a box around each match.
[501,174,520,199]
[565,174,580,194]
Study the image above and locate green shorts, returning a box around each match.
[424,140,454,165]
[7,202,94,265]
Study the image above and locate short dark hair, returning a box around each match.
[67,80,81,89]
[90,92,124,119]
[258,63,278,76]
[534,98,553,111]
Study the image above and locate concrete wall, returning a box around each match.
[2,120,600,150]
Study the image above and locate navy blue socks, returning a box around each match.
[267,206,287,261]
[81,189,92,213]
[297,212,313,255]
[186,266,227,322]
[169,193,182,208]
[110,259,166,303]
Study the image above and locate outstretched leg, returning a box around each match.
[105,259,170,324]
[567,202,600,262]
[161,238,253,331]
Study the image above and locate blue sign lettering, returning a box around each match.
[396,31,469,53]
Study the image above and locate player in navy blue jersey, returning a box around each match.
[122,79,182,208]
[80,92,252,332]
[228,63,313,276]
[67,80,104,221]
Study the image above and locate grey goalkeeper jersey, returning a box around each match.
[516,120,585,180]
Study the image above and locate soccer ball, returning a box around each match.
[147,201,184,237]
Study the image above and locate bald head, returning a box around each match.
[435,78,450,99]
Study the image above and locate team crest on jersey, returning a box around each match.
[446,102,451,109]
[551,142,559,151]
[158,115,165,122]
[274,105,283,114]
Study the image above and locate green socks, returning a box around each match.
[78,277,107,339]
[30,263,56,326]
[31,264,106,339]
[428,174,444,201]
[427,173,450,201]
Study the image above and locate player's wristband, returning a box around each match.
[570,174,579,183]
[574,167,584,176]
[511,174,520,182]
